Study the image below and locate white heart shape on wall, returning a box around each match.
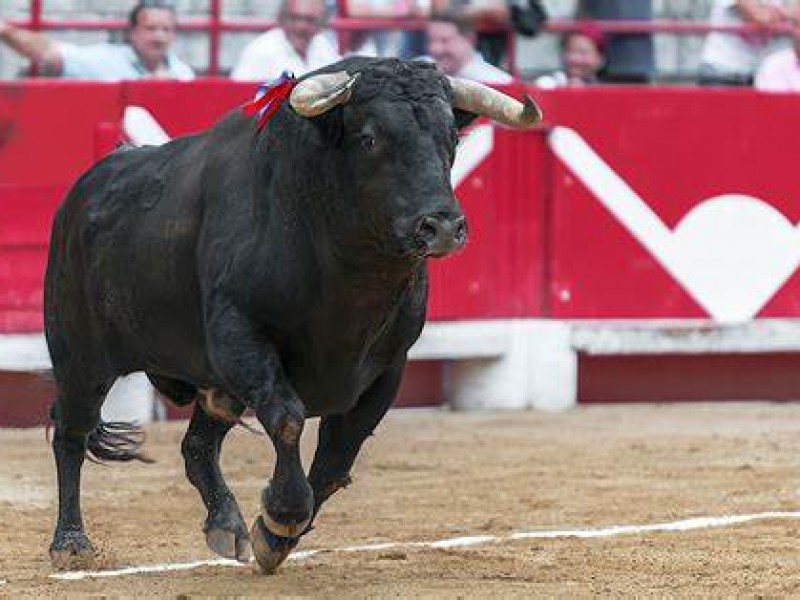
[549,126,800,323]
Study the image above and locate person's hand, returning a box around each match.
[765,4,790,26]
[0,19,10,37]
[737,0,790,28]
[753,3,789,28]
[467,0,510,24]
[772,4,791,20]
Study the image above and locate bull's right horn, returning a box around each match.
[289,71,360,117]
[448,77,542,129]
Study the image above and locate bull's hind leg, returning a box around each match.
[182,397,252,562]
[49,379,109,570]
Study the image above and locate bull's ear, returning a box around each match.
[454,108,479,131]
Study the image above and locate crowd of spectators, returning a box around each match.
[0,0,799,92]
[0,1,193,80]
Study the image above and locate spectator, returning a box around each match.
[755,5,800,91]
[0,0,193,80]
[400,0,547,67]
[231,0,340,81]
[425,10,512,83]
[577,0,654,84]
[469,0,547,67]
[535,24,605,88]
[343,0,417,57]
[700,0,790,86]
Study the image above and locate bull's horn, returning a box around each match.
[289,71,360,117]
[448,77,542,129]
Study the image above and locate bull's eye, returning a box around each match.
[360,134,376,152]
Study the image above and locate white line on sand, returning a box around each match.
[50,511,800,581]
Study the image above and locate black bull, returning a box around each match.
[44,58,541,573]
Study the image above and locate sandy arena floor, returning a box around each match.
[3,402,800,596]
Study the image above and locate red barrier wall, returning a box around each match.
[3,83,800,420]
[0,81,550,332]
[5,83,800,331]
[0,83,123,331]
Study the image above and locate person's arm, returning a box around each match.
[462,0,509,26]
[735,0,788,27]
[0,18,64,75]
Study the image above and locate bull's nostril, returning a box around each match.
[414,214,466,256]
[453,217,467,243]
[417,218,439,243]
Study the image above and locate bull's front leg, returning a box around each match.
[206,305,313,574]
[307,364,402,521]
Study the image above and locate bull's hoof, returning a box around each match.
[204,504,252,563]
[250,515,298,574]
[49,531,96,571]
[206,527,252,563]
[262,511,312,538]
[260,485,313,538]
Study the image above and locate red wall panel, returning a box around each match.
[427,127,548,319]
[580,353,800,403]
[0,82,121,186]
[5,83,800,333]
[542,88,800,319]
[122,80,254,137]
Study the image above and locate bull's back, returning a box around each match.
[46,137,211,376]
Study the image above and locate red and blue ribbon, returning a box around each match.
[243,71,297,131]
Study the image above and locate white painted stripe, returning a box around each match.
[549,126,674,259]
[49,511,800,581]
[123,106,171,147]
[340,542,399,552]
[423,535,496,549]
[510,512,800,540]
[451,125,493,189]
[53,557,242,580]
[288,549,320,560]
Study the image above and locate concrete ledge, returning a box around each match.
[0,334,153,423]
[571,319,800,355]
[0,334,49,371]
[409,321,512,360]
[412,318,800,411]
[412,320,577,412]
[6,318,800,416]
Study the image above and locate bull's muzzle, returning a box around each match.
[415,214,468,257]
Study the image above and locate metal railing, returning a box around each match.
[6,1,793,76]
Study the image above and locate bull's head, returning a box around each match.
[284,60,541,260]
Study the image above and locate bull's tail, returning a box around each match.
[86,420,154,464]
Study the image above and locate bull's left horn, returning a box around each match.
[289,71,360,117]
[448,77,542,129]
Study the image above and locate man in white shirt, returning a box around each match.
[0,1,194,81]
[231,0,340,81]
[756,5,800,91]
[425,11,512,85]
[700,0,789,85]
